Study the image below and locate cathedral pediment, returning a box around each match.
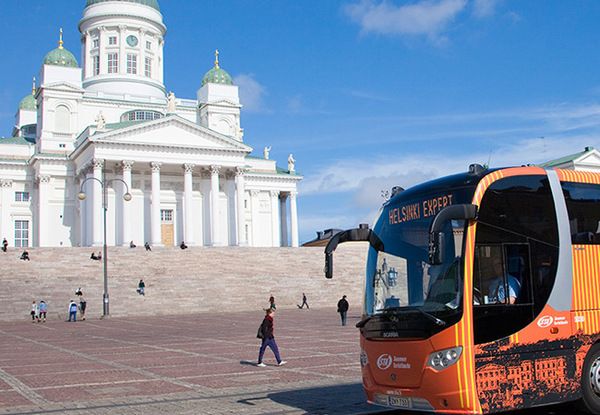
[576,150,600,167]
[41,82,84,92]
[91,115,251,152]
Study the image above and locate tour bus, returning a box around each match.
[325,164,600,414]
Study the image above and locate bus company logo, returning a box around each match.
[377,354,393,370]
[537,315,554,328]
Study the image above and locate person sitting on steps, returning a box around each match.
[129,240,136,248]
[180,241,188,250]
[20,250,30,261]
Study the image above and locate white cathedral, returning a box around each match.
[0,0,302,249]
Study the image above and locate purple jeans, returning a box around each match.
[258,338,281,364]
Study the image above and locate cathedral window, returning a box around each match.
[121,110,163,122]
[55,105,70,133]
[14,220,29,248]
[146,40,152,50]
[92,38,99,49]
[15,192,29,202]
[107,53,118,74]
[127,54,137,74]
[108,36,117,45]
[93,55,100,76]
[145,57,152,77]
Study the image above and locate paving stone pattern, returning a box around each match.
[0,244,367,322]
[0,309,388,415]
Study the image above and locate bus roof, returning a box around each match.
[385,167,501,206]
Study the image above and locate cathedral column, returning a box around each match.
[121,161,134,246]
[290,191,299,247]
[118,25,126,74]
[210,165,220,246]
[250,190,259,246]
[92,159,104,247]
[83,30,91,78]
[0,180,13,245]
[150,162,162,246]
[235,167,246,246]
[280,195,289,247]
[183,163,195,245]
[37,176,50,247]
[270,191,281,247]
[98,26,106,74]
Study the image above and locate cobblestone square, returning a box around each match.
[0,308,385,415]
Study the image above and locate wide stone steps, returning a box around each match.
[0,244,368,321]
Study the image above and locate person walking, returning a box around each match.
[337,295,349,326]
[297,293,309,309]
[38,300,47,322]
[256,308,286,367]
[2,238,7,252]
[30,300,38,322]
[268,295,276,310]
[67,300,77,322]
[79,296,87,321]
[144,242,151,251]
[137,279,145,296]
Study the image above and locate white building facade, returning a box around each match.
[0,0,301,248]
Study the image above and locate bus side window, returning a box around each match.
[473,175,559,344]
[562,182,600,245]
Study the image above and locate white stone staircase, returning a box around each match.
[0,243,368,321]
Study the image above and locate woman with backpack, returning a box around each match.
[256,308,286,367]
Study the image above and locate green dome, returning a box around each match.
[201,51,233,86]
[19,94,36,111]
[44,46,78,68]
[85,0,160,11]
[201,67,233,86]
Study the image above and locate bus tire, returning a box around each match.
[581,343,600,414]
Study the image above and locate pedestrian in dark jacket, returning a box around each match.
[2,238,7,252]
[297,293,309,309]
[337,295,349,326]
[257,308,286,367]
[137,279,145,296]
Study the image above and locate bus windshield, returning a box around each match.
[363,183,476,336]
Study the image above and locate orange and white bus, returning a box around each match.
[325,164,600,414]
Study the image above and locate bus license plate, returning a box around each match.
[389,396,410,408]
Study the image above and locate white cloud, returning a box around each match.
[234,74,268,113]
[301,135,600,210]
[472,0,500,18]
[344,0,468,43]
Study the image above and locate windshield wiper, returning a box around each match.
[382,306,447,327]
[413,308,446,326]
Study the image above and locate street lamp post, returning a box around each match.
[78,176,132,317]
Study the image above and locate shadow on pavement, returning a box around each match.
[267,383,381,414]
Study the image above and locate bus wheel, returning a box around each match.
[581,343,600,414]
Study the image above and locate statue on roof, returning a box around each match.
[167,91,176,113]
[288,153,296,173]
[95,111,106,130]
[263,146,271,160]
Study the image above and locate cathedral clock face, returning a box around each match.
[126,35,138,47]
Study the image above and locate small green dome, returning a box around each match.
[201,67,233,86]
[19,94,36,111]
[44,46,78,68]
[201,50,233,87]
[85,0,160,11]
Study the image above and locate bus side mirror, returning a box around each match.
[428,204,477,265]
[324,224,384,279]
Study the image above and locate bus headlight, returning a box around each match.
[427,347,462,370]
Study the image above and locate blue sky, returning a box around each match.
[2,0,600,243]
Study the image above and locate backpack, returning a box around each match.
[256,321,264,339]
